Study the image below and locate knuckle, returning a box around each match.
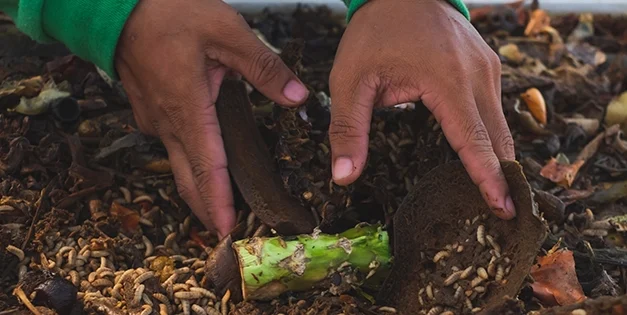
[463,120,491,145]
[249,48,281,87]
[328,114,363,143]
[175,181,195,201]
[188,154,226,190]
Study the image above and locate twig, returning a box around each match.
[21,175,58,251]
[12,286,41,315]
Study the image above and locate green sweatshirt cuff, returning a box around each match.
[343,0,470,23]
[40,0,140,79]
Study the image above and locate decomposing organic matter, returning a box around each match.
[1,2,627,315]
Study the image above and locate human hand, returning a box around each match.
[115,0,309,238]
[328,0,516,219]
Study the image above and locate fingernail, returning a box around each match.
[504,195,516,218]
[283,80,308,102]
[333,157,354,181]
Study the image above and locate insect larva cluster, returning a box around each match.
[416,214,513,314]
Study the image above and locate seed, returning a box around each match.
[175,291,204,300]
[426,284,434,299]
[496,265,505,281]
[465,219,471,226]
[474,286,486,293]
[6,245,25,261]
[426,306,442,315]
[378,306,397,313]
[470,277,483,288]
[444,270,463,286]
[119,187,132,203]
[193,304,208,315]
[460,266,474,279]
[134,271,155,285]
[477,225,486,246]
[433,251,449,263]
[190,287,217,300]
[139,218,154,227]
[457,245,464,253]
[477,267,488,280]
[133,284,145,306]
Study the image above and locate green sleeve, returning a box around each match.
[342,0,470,23]
[0,0,139,79]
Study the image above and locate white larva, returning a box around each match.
[6,245,25,262]
[443,270,463,286]
[143,236,154,257]
[140,305,153,315]
[133,284,145,306]
[496,265,505,281]
[119,187,132,203]
[190,287,217,300]
[426,284,434,299]
[175,291,204,300]
[134,271,155,285]
[486,235,501,253]
[426,306,442,315]
[477,225,486,246]
[477,267,489,280]
[460,266,474,280]
[192,304,208,315]
[432,250,449,263]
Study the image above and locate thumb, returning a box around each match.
[216,27,309,106]
[328,73,378,186]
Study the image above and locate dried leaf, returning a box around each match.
[109,202,140,233]
[521,87,547,125]
[589,181,627,205]
[540,154,585,188]
[577,124,622,162]
[530,248,586,306]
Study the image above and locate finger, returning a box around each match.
[328,72,378,186]
[213,18,309,106]
[162,137,218,233]
[474,57,516,161]
[174,99,237,239]
[422,89,516,220]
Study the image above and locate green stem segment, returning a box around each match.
[232,224,392,301]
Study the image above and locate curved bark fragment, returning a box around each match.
[215,79,316,235]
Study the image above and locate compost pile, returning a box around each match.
[1,1,627,314]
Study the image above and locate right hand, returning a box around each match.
[115,0,310,238]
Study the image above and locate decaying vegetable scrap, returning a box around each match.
[378,161,546,314]
[530,244,587,306]
[206,224,391,302]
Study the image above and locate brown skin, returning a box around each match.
[115,0,515,238]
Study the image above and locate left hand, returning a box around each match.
[328,0,517,220]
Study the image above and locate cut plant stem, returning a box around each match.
[231,224,392,301]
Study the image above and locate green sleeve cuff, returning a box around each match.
[343,0,470,23]
[0,0,54,43]
[41,0,140,79]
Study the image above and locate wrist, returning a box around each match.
[345,0,470,24]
